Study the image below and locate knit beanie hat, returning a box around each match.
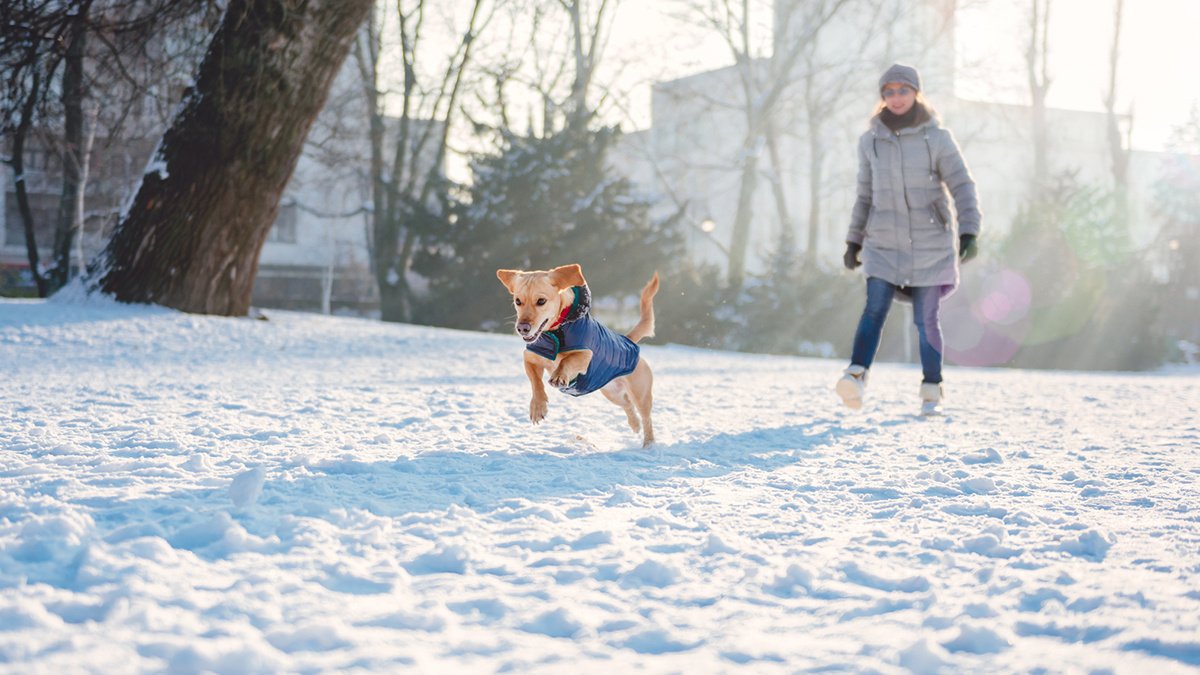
[879,63,921,94]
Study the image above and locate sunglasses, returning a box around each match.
[882,86,914,98]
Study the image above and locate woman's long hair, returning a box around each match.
[872,91,939,122]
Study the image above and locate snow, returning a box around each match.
[228,466,266,508]
[1,297,1198,672]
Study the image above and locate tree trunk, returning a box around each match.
[87,0,373,315]
[1104,0,1130,217]
[352,22,400,320]
[72,104,98,277]
[561,0,608,130]
[50,13,87,293]
[764,123,793,244]
[1027,0,1052,194]
[805,112,824,266]
[565,0,589,127]
[371,8,411,324]
[11,70,49,297]
[727,138,761,290]
[1030,88,1048,191]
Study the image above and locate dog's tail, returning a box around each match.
[626,272,660,343]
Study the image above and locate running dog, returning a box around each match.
[495,264,659,447]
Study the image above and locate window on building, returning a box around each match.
[267,202,298,244]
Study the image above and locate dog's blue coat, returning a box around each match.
[526,285,640,397]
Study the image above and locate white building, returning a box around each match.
[251,144,377,314]
[0,134,376,311]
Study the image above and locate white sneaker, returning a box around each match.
[836,365,868,409]
[920,382,943,416]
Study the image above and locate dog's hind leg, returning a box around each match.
[626,359,654,447]
[601,379,640,434]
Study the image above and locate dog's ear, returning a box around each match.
[496,269,520,293]
[548,264,586,289]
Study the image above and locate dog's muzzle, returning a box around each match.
[517,319,548,343]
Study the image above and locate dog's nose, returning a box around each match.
[516,322,532,335]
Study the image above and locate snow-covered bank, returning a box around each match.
[1,299,1197,673]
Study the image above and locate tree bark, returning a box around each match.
[727,131,762,290]
[10,69,49,297]
[1027,0,1052,194]
[72,103,98,276]
[559,0,611,130]
[1103,0,1130,216]
[87,0,373,315]
[804,102,825,267]
[50,12,87,292]
[764,122,794,243]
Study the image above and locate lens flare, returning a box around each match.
[1023,268,1105,346]
[978,269,1031,325]
[942,271,1029,367]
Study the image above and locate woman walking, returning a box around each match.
[837,63,981,415]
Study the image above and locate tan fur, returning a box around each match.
[496,264,659,448]
[626,272,659,343]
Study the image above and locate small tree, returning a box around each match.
[652,258,740,350]
[416,124,683,331]
[1152,108,1200,354]
[353,0,494,323]
[996,173,1163,370]
[738,229,858,356]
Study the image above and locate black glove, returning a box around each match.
[843,242,862,270]
[959,234,978,263]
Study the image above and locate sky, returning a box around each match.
[599,0,1200,152]
[953,0,1200,152]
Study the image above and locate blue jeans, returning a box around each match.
[850,277,944,384]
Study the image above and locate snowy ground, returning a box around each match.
[1,297,1198,674]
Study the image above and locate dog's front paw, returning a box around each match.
[548,367,577,389]
[530,397,548,424]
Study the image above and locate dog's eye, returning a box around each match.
[514,299,523,306]
[536,298,547,306]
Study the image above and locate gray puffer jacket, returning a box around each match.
[846,112,980,291]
